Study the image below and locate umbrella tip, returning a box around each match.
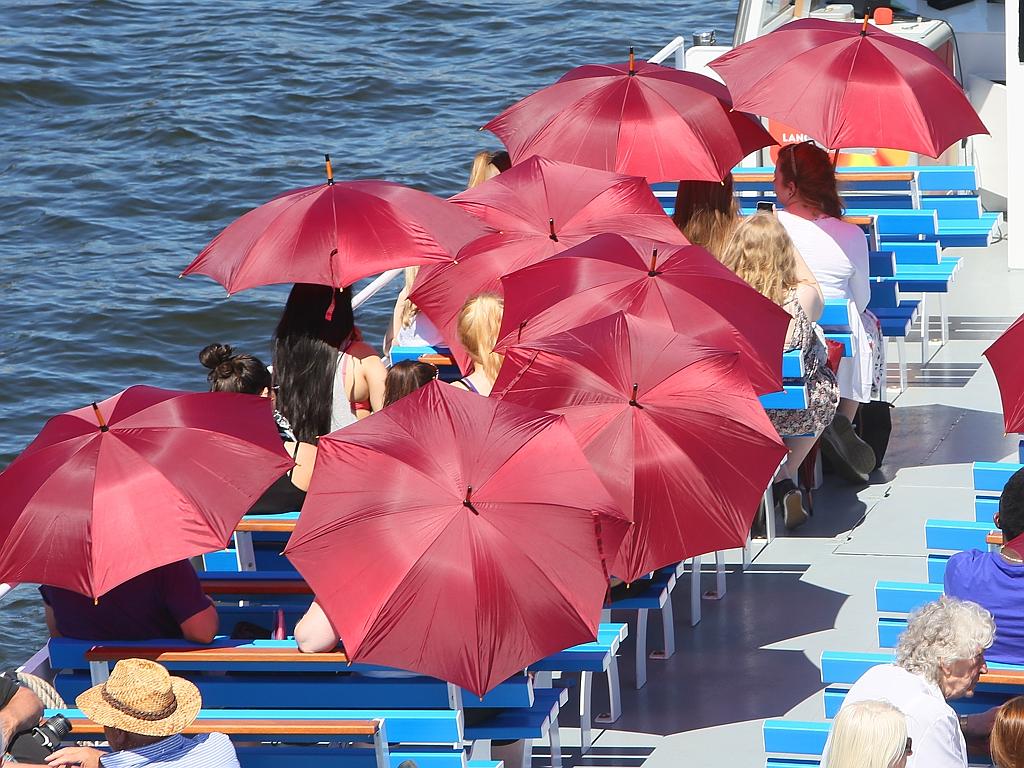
[324,153,335,186]
[463,486,480,515]
[548,218,558,242]
[91,402,110,432]
[648,248,659,277]
[628,46,635,76]
[628,383,641,408]
[861,14,869,34]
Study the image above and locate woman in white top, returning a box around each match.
[774,141,879,479]
[385,266,445,359]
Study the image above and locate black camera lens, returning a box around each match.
[42,714,73,743]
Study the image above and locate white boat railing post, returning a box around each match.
[648,36,686,69]
[352,268,403,311]
[0,583,14,602]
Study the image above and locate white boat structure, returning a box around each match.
[2,1,1021,767]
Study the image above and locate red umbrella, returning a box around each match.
[0,386,293,599]
[709,18,988,156]
[182,156,487,294]
[482,51,775,182]
[984,313,1024,433]
[493,312,786,583]
[410,155,687,372]
[495,232,791,395]
[283,381,629,696]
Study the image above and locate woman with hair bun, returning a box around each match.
[823,700,911,768]
[451,293,504,396]
[383,360,438,407]
[199,343,316,515]
[774,141,881,483]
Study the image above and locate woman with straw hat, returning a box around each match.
[46,658,239,768]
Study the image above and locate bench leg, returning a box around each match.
[743,531,752,571]
[89,660,110,685]
[763,482,776,543]
[920,293,929,364]
[234,531,256,572]
[595,653,622,724]
[578,670,593,754]
[655,596,676,659]
[468,739,490,761]
[548,720,563,768]
[372,731,389,768]
[689,556,701,626]
[896,337,907,393]
[634,608,649,689]
[938,294,949,345]
[715,550,727,598]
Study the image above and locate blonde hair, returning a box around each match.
[468,150,510,188]
[398,267,420,330]
[457,293,504,381]
[673,176,739,259]
[719,212,799,306]
[823,700,908,768]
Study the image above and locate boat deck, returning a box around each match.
[541,238,1023,767]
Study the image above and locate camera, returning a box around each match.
[7,714,73,763]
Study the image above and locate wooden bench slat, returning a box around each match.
[203,579,313,595]
[734,171,916,183]
[235,520,298,533]
[66,717,379,736]
[85,645,349,664]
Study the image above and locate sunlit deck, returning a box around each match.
[539,238,1023,767]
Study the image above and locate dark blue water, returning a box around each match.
[0,1,735,668]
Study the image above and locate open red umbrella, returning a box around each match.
[494,313,786,583]
[182,155,487,294]
[283,381,629,696]
[984,313,1024,434]
[709,18,988,156]
[410,155,686,372]
[483,51,775,182]
[0,386,293,599]
[495,232,791,395]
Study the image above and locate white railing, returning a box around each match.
[352,267,403,311]
[648,36,687,69]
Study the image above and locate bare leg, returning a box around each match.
[837,398,860,421]
[778,436,818,483]
[491,740,528,768]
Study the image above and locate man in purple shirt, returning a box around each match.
[945,466,1024,665]
[40,560,219,643]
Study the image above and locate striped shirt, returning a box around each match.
[100,733,240,768]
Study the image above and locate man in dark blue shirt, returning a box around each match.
[40,561,218,643]
[945,466,1024,664]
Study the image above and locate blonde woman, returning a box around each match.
[823,700,911,768]
[385,267,444,358]
[468,149,510,188]
[721,213,839,529]
[672,174,740,260]
[451,293,504,396]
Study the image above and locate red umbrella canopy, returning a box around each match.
[283,381,630,697]
[495,232,791,395]
[483,56,775,182]
[709,18,988,156]
[984,313,1024,434]
[410,155,687,372]
[493,313,786,583]
[182,160,488,294]
[0,386,293,599]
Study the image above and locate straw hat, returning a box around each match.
[76,659,201,737]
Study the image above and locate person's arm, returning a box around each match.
[44,745,103,767]
[294,601,341,653]
[350,344,387,413]
[161,561,219,644]
[179,603,219,644]
[283,441,317,492]
[384,290,408,357]
[0,685,43,754]
[910,712,974,768]
[845,229,871,312]
[43,605,61,638]
[791,247,824,319]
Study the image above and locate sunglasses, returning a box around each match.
[785,140,815,181]
[903,736,913,758]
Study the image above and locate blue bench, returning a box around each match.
[50,639,562,767]
[46,707,480,768]
[867,279,918,392]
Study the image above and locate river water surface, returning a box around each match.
[0,0,736,668]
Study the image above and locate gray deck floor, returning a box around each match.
[538,239,1024,767]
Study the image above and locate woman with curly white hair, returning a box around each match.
[823,700,912,768]
[839,597,996,767]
